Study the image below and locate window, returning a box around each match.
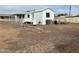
[27,14,30,18]
[46,13,50,17]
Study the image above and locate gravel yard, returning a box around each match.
[0,22,79,53]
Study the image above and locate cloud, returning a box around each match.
[0,5,79,15]
[0,5,51,10]
[0,5,52,13]
[55,9,69,14]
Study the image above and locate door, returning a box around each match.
[46,20,52,25]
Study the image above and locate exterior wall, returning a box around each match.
[66,17,79,23]
[0,15,23,24]
[22,9,55,25]
[56,17,79,23]
[22,12,43,25]
[0,16,15,22]
[55,16,67,23]
[22,13,33,23]
[33,12,43,25]
[42,9,54,25]
[16,16,24,24]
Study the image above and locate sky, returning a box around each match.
[0,5,79,16]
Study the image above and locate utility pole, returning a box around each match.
[32,9,35,25]
[69,5,71,17]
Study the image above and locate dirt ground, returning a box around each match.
[0,22,79,53]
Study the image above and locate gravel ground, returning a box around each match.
[0,22,79,53]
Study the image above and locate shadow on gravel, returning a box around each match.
[54,38,79,53]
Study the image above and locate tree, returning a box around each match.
[57,13,68,17]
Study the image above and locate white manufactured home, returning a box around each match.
[22,8,55,25]
[0,8,55,25]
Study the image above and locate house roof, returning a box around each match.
[26,8,54,13]
[0,14,13,16]
[13,12,25,14]
[0,12,25,16]
[35,8,54,12]
[0,8,54,16]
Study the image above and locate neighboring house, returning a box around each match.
[22,8,55,25]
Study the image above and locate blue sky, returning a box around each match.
[0,5,79,16]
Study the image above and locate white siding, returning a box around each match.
[22,13,33,23]
[33,12,43,25]
[42,9,54,25]
[22,9,55,25]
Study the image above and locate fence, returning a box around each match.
[56,16,79,23]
